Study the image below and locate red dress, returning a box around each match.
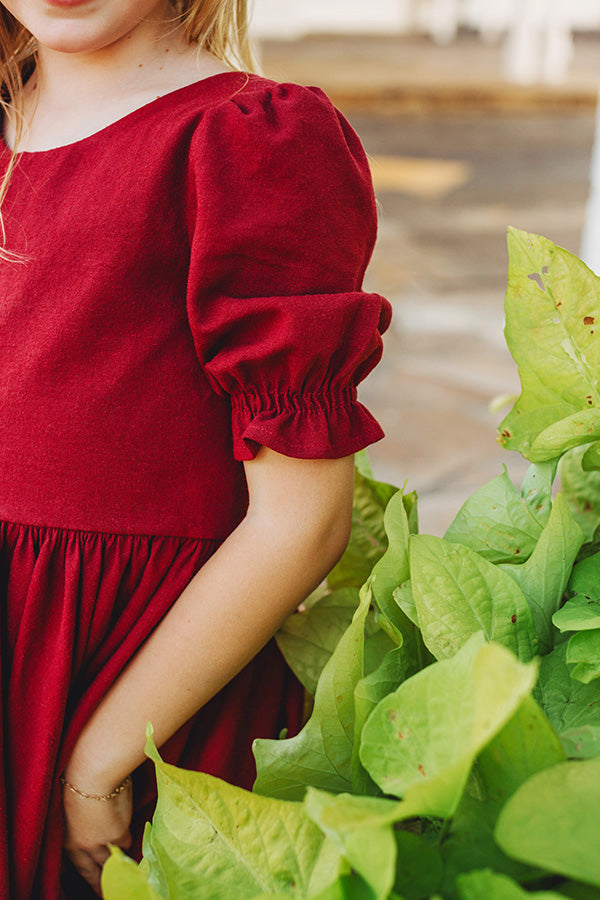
[0,72,391,899]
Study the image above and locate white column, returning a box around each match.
[580,84,600,274]
[250,0,305,38]
[427,0,460,44]
[463,0,515,40]
[503,0,546,83]
[250,0,407,37]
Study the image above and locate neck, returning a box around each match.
[4,4,232,152]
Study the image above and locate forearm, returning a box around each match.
[65,455,353,791]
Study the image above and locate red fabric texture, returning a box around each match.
[0,71,391,899]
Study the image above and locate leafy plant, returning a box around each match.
[102,230,600,900]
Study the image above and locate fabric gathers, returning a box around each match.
[230,386,382,460]
[195,289,392,459]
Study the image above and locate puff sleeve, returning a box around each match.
[185,80,392,460]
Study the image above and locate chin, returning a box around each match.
[29,20,131,55]
[2,1,164,55]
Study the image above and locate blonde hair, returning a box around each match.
[0,0,255,259]
[179,0,255,70]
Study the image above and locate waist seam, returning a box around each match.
[0,516,225,544]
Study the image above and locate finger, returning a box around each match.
[119,829,133,852]
[91,829,132,861]
[88,829,132,869]
[89,844,111,868]
[66,849,102,894]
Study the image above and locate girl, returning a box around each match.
[0,1,391,898]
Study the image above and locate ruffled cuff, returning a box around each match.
[230,387,385,461]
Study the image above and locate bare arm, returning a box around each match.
[63,449,355,892]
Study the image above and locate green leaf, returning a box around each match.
[352,646,414,796]
[531,410,600,460]
[142,729,342,900]
[498,228,600,461]
[248,895,293,899]
[495,757,600,887]
[362,488,430,679]
[333,828,395,900]
[359,634,537,815]
[444,466,545,563]
[304,789,414,832]
[559,446,600,540]
[304,791,444,900]
[354,646,412,742]
[328,470,398,590]
[582,440,600,470]
[276,588,359,696]
[521,460,558,527]
[559,726,600,759]
[456,869,567,900]
[534,643,600,758]
[553,552,600,634]
[569,550,600,598]
[253,583,372,800]
[369,490,416,644]
[309,815,395,900]
[553,596,600,633]
[441,790,539,895]
[307,874,376,900]
[557,883,600,900]
[477,695,565,801]
[404,489,419,535]
[566,629,600,683]
[410,535,538,662]
[393,832,443,900]
[499,493,584,653]
[393,581,419,627]
[354,450,374,479]
[363,627,397,678]
[101,848,163,900]
[441,696,563,892]
[305,790,412,900]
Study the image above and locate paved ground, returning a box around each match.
[260,32,599,534]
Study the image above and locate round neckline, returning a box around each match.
[0,69,252,157]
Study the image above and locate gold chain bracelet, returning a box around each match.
[59,774,132,802]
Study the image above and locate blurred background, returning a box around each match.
[250,1,600,534]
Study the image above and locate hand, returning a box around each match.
[62,777,133,897]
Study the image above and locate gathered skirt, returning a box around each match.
[0,519,303,899]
